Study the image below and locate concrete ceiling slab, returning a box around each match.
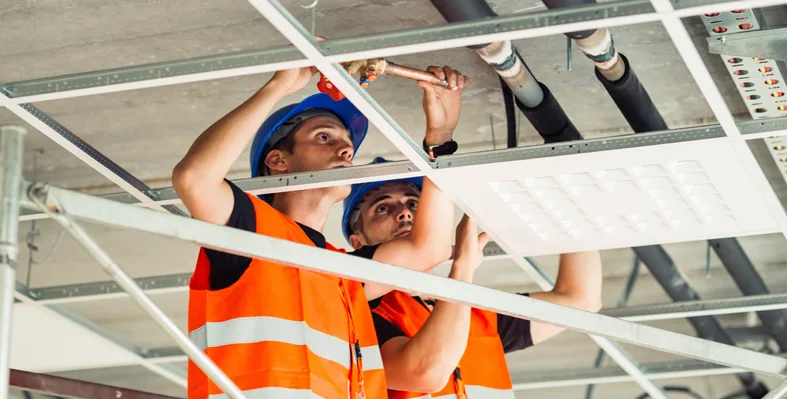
[3,1,787,397]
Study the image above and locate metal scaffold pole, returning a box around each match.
[26,184,247,399]
[0,125,25,399]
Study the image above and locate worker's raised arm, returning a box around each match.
[172,67,317,225]
[364,67,467,299]
[528,251,604,344]
[379,216,487,392]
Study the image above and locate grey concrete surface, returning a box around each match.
[3,0,787,398]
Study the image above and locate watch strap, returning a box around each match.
[423,139,458,160]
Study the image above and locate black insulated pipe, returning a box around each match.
[710,238,787,351]
[515,82,582,144]
[633,246,769,399]
[596,54,668,133]
[500,77,517,148]
[541,0,597,39]
[429,0,580,143]
[429,0,500,50]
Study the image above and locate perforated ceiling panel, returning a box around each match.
[436,139,780,255]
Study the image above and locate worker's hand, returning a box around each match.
[265,36,327,96]
[267,66,320,97]
[452,214,488,275]
[420,66,469,146]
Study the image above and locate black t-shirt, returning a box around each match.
[368,294,534,354]
[204,181,378,290]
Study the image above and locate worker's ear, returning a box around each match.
[264,150,288,174]
[348,233,366,250]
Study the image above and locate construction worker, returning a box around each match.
[173,64,467,399]
[342,102,603,398]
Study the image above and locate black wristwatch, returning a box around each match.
[423,139,458,160]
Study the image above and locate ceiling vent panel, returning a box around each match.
[435,139,779,255]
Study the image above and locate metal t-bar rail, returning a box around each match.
[18,181,787,380]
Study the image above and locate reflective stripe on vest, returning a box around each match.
[373,291,514,399]
[187,193,387,399]
[188,316,384,371]
[208,387,325,399]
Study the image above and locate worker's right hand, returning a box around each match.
[452,214,489,273]
[267,66,320,97]
[266,36,326,96]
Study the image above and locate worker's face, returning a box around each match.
[265,116,354,197]
[349,182,421,249]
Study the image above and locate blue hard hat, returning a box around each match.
[342,157,424,242]
[249,93,369,177]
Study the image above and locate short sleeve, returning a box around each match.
[497,293,533,353]
[370,304,407,347]
[204,180,255,290]
[349,244,380,260]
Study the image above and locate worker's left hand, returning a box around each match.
[420,66,469,146]
[452,214,488,272]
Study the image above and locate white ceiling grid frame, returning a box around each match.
[22,183,787,379]
[649,0,787,243]
[2,0,787,105]
[4,59,314,105]
[0,93,171,213]
[0,0,785,396]
[245,1,670,397]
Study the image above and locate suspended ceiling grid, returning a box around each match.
[3,0,787,398]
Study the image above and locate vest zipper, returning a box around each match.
[339,280,366,399]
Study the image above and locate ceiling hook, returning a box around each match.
[300,0,318,9]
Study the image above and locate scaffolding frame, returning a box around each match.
[1,0,787,397]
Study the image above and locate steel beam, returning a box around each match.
[23,182,787,378]
[26,274,787,321]
[10,369,180,399]
[26,241,507,305]
[707,27,787,60]
[604,293,787,321]
[710,238,787,351]
[75,325,781,369]
[633,245,770,396]
[512,357,780,391]
[14,116,787,221]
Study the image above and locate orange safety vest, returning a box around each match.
[373,291,515,399]
[187,193,387,399]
